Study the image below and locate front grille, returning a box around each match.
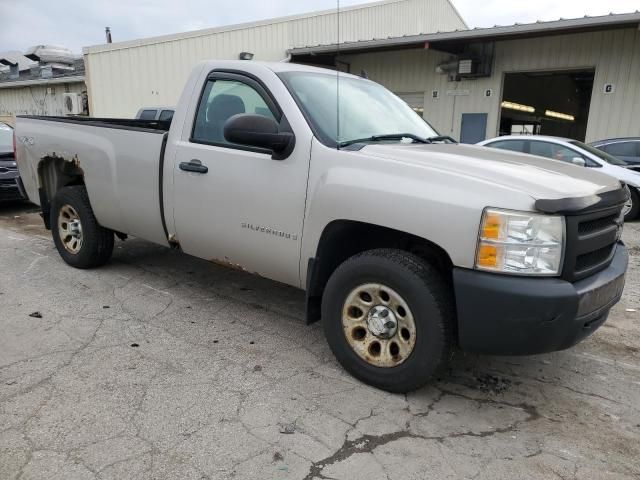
[575,244,616,272]
[0,178,17,186]
[562,205,623,281]
[578,214,618,235]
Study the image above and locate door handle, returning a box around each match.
[179,160,208,174]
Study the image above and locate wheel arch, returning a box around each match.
[305,219,454,324]
[37,156,85,229]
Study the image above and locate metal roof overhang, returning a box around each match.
[290,11,640,60]
[0,75,85,89]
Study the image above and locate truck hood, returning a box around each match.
[359,143,621,200]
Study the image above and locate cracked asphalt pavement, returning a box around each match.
[1,201,639,480]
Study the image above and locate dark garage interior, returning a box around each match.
[499,69,595,141]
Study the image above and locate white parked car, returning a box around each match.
[478,135,640,220]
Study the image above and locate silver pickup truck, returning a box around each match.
[15,61,628,392]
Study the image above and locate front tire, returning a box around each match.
[51,186,114,268]
[322,249,454,393]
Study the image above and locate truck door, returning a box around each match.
[170,72,309,287]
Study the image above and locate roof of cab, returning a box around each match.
[201,59,362,78]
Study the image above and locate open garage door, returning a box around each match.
[499,70,595,141]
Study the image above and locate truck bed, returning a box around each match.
[15,115,170,246]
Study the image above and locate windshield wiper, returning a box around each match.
[425,135,457,144]
[339,133,429,148]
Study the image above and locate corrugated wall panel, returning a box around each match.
[0,81,86,117]
[619,29,640,135]
[345,27,640,142]
[84,0,465,116]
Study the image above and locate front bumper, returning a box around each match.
[453,243,628,355]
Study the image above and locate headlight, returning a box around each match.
[475,208,565,276]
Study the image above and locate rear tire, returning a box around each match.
[51,186,114,268]
[322,249,454,393]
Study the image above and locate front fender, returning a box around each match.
[300,142,537,286]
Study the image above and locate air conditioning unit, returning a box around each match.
[63,93,84,115]
[458,59,475,75]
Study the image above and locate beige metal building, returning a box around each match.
[82,3,639,143]
[0,50,87,125]
[0,81,86,126]
[82,0,467,117]
[291,12,640,143]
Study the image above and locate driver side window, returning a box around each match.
[192,79,276,146]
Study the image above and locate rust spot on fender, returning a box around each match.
[209,257,248,272]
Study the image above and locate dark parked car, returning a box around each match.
[0,122,26,201]
[590,138,640,165]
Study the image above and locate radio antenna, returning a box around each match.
[336,0,341,150]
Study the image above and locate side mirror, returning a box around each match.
[224,114,295,160]
[572,157,586,167]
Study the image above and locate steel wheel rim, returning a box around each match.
[342,283,417,368]
[57,204,83,254]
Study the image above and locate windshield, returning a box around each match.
[570,140,627,166]
[0,124,12,154]
[279,71,438,147]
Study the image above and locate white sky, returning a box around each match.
[0,0,638,53]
